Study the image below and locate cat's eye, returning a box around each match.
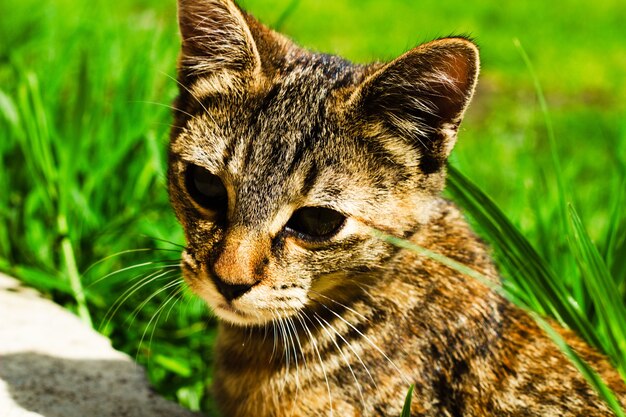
[286,207,346,241]
[184,164,228,212]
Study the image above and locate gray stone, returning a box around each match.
[0,274,202,417]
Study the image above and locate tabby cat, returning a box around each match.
[167,0,626,415]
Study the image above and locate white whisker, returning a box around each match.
[313,313,379,392]
[100,268,180,331]
[308,289,370,323]
[318,302,410,385]
[298,313,334,416]
[89,261,180,288]
[128,277,183,328]
[138,283,184,361]
[312,312,367,411]
[82,248,181,279]
[285,316,302,417]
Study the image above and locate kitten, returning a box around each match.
[167,0,626,415]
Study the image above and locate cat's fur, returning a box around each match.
[167,0,626,415]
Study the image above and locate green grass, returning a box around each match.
[1,0,625,413]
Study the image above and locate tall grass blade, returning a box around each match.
[58,213,93,326]
[533,312,626,417]
[514,38,585,307]
[447,166,600,348]
[513,38,568,209]
[274,0,301,30]
[604,179,625,270]
[399,385,414,417]
[568,204,626,376]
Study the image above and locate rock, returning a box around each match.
[0,274,202,417]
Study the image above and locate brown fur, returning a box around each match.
[167,1,626,415]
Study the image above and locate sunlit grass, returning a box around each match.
[1,0,624,412]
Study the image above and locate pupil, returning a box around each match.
[287,207,345,239]
[185,164,227,211]
[194,170,223,197]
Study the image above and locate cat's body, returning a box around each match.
[167,1,626,415]
[211,200,625,417]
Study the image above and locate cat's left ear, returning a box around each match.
[177,0,262,80]
[349,38,479,173]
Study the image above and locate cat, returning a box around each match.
[167,0,626,415]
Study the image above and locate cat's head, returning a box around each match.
[168,0,479,325]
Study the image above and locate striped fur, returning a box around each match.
[168,1,626,415]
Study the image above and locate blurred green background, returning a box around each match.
[1,0,625,413]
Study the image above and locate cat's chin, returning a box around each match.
[189,285,276,326]
[211,302,269,326]
[211,302,302,327]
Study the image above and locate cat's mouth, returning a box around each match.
[212,295,305,326]
[213,301,256,323]
[183,269,309,326]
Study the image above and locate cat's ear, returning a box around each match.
[350,38,479,173]
[177,0,262,80]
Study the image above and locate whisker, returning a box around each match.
[313,313,379,392]
[270,312,278,362]
[100,268,179,331]
[139,235,187,250]
[277,316,290,393]
[161,71,211,117]
[128,277,184,328]
[262,316,270,345]
[130,100,196,119]
[138,283,184,361]
[318,302,410,385]
[164,286,185,322]
[308,289,370,323]
[285,316,301,416]
[82,248,181,279]
[88,260,180,288]
[312,312,368,412]
[292,312,311,374]
[298,312,334,416]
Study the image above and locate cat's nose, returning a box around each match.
[211,276,254,301]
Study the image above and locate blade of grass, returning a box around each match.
[514,38,588,310]
[532,312,626,417]
[399,384,414,417]
[370,229,525,306]
[568,204,626,376]
[273,0,301,30]
[513,38,568,212]
[58,213,93,327]
[603,179,625,270]
[447,165,601,348]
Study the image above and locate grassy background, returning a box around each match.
[1,0,625,413]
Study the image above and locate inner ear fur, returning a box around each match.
[177,0,262,78]
[350,37,480,172]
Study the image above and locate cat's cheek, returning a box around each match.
[339,217,367,240]
[183,273,222,312]
[180,249,200,273]
[179,253,226,313]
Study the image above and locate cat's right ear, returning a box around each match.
[177,0,261,83]
[346,38,480,174]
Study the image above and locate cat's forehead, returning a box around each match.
[171,55,376,224]
[176,54,364,167]
[253,53,360,122]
